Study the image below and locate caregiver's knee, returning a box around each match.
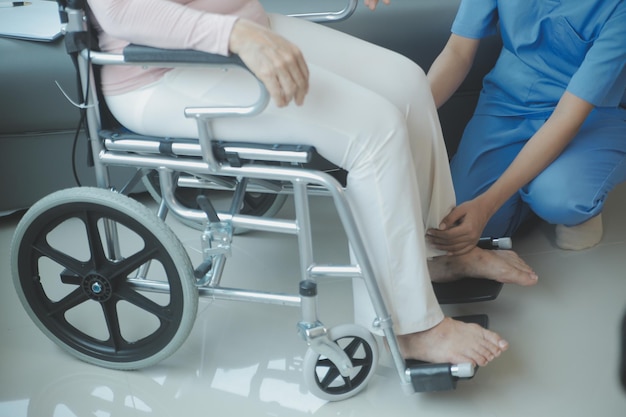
[525,186,602,226]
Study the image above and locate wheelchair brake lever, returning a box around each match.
[196,195,220,223]
[194,258,213,279]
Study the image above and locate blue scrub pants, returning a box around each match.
[450,107,626,238]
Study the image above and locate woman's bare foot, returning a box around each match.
[428,246,538,286]
[397,317,508,366]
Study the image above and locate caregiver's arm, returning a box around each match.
[427,91,595,255]
[427,34,480,109]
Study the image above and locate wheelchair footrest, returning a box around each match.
[405,314,489,393]
[406,362,464,392]
[432,278,503,304]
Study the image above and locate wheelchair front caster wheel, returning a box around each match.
[303,324,378,401]
[10,187,198,370]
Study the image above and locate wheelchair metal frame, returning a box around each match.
[11,0,485,401]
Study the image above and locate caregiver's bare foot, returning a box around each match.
[429,246,538,286]
[397,317,508,366]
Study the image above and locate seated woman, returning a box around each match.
[87,0,538,367]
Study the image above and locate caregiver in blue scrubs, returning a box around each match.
[426,0,626,253]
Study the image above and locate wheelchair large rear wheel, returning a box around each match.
[303,324,379,401]
[11,187,198,370]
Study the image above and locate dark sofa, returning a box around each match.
[0,0,500,214]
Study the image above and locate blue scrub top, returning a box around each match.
[452,0,626,118]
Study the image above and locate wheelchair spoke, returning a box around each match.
[81,210,108,269]
[115,284,173,322]
[349,357,371,367]
[341,338,372,367]
[343,337,364,358]
[101,246,159,283]
[47,287,90,318]
[316,359,348,389]
[101,299,125,351]
[32,240,91,279]
[345,337,373,370]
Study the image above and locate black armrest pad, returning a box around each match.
[123,44,246,67]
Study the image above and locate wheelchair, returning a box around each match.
[10,0,503,401]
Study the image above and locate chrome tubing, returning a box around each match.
[290,0,359,22]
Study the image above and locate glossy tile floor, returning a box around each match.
[2,185,626,417]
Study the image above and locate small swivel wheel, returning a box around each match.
[10,187,198,370]
[303,324,379,401]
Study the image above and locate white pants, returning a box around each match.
[106,14,455,335]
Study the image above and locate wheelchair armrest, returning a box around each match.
[289,0,358,23]
[120,0,359,64]
[123,45,246,68]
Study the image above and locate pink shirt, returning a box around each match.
[87,0,268,95]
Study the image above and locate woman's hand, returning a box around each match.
[364,0,391,11]
[229,19,309,107]
[426,198,492,255]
